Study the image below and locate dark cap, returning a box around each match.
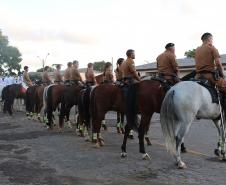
[165,43,175,49]
[24,66,28,70]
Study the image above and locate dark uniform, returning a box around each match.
[195,44,226,93]
[157,50,179,84]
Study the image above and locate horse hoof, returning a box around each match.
[214,149,220,157]
[145,138,152,146]
[84,136,91,142]
[99,139,105,146]
[181,147,187,153]
[94,142,101,148]
[142,153,151,160]
[178,161,187,169]
[121,128,125,134]
[121,152,127,158]
[102,125,107,131]
[117,127,121,134]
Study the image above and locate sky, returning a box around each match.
[0,0,226,71]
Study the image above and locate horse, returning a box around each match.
[44,84,65,129]
[3,84,26,115]
[58,83,83,130]
[89,82,125,146]
[0,84,6,111]
[26,85,38,118]
[160,81,226,169]
[120,72,196,160]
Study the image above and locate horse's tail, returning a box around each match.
[125,83,139,131]
[46,86,53,126]
[160,90,178,155]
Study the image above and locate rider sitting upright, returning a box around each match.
[156,43,180,85]
[103,62,114,83]
[85,63,96,86]
[69,60,83,85]
[195,32,226,93]
[42,66,52,85]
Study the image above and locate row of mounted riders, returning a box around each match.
[2,71,223,167]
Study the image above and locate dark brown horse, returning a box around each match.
[44,84,65,128]
[58,84,83,130]
[3,84,26,115]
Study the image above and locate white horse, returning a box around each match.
[160,81,226,169]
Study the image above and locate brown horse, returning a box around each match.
[58,84,83,129]
[3,84,26,115]
[120,71,196,159]
[44,84,65,128]
[90,83,124,145]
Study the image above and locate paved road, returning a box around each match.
[0,112,225,185]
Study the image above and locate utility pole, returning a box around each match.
[37,53,50,72]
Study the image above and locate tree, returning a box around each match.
[93,61,106,72]
[184,49,196,58]
[0,30,22,74]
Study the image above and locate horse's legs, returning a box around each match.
[116,112,121,133]
[138,113,151,160]
[121,124,130,157]
[213,119,226,159]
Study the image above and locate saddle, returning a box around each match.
[191,78,219,104]
[151,76,172,91]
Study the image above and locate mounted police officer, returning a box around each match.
[157,43,180,85]
[69,60,83,85]
[121,49,140,139]
[23,66,33,87]
[85,63,95,86]
[42,66,52,85]
[115,58,124,82]
[54,64,63,84]
[195,32,226,93]
[121,49,140,84]
[103,62,114,83]
[64,62,72,85]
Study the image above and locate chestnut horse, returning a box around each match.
[3,84,26,115]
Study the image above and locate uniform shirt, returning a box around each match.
[195,44,220,73]
[42,71,51,83]
[23,72,32,85]
[156,51,178,76]
[64,68,71,81]
[70,67,82,81]
[54,70,63,82]
[103,68,114,82]
[85,68,95,82]
[121,58,140,80]
[114,66,123,80]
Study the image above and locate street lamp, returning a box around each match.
[37,53,50,72]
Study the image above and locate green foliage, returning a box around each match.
[0,30,22,74]
[184,49,196,58]
[93,61,106,72]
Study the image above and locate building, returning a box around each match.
[136,54,226,77]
